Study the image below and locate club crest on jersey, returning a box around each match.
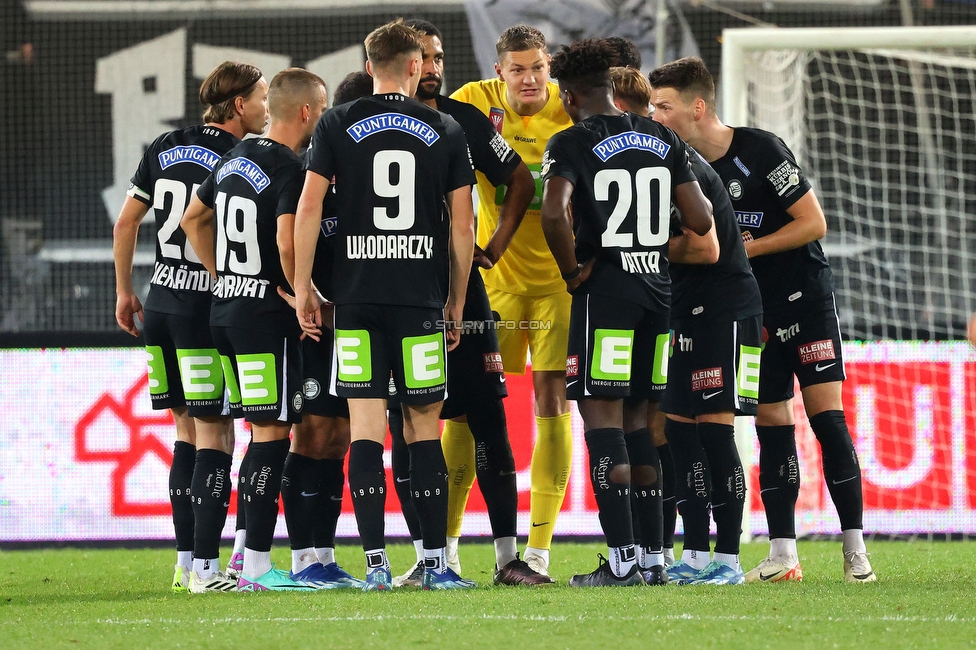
[489,107,504,134]
[215,157,271,193]
[727,179,743,199]
[158,145,220,171]
[592,131,670,162]
[735,211,763,228]
[346,112,439,146]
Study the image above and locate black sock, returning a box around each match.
[756,425,800,539]
[236,443,252,534]
[170,441,195,554]
[281,452,320,551]
[664,419,711,553]
[657,442,677,550]
[242,438,290,553]
[409,439,449,550]
[314,458,345,551]
[698,422,745,556]
[348,439,387,551]
[190,448,233,561]
[467,398,518,539]
[389,405,422,541]
[584,428,634,548]
[625,428,663,554]
[809,410,864,530]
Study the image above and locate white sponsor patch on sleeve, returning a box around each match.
[767,160,802,197]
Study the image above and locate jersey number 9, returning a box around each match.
[373,150,416,231]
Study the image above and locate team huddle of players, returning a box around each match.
[113,17,876,593]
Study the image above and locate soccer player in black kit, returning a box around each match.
[113,61,267,593]
[649,56,876,583]
[292,20,477,591]
[388,18,550,586]
[612,66,762,584]
[182,68,329,592]
[540,40,715,587]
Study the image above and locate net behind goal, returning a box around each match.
[722,26,976,537]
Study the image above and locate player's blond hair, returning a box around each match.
[268,68,326,119]
[610,66,651,116]
[199,61,264,124]
[364,19,424,70]
[495,24,547,60]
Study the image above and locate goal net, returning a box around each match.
[723,26,976,538]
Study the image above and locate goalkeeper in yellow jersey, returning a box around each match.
[448,24,573,577]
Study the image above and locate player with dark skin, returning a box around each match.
[541,39,715,586]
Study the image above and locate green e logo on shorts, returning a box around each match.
[591,329,634,381]
[653,333,670,386]
[738,345,762,399]
[219,355,241,405]
[177,348,223,401]
[145,346,168,395]
[236,353,277,406]
[402,333,445,389]
[336,330,372,383]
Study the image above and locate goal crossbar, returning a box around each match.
[721,25,976,126]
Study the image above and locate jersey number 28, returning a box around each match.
[595,167,671,248]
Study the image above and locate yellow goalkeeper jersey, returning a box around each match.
[450,79,572,296]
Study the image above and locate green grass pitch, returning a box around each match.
[2,541,975,649]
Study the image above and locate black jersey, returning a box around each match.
[710,127,834,312]
[434,94,520,187]
[306,93,475,309]
[542,113,696,312]
[197,138,304,333]
[670,149,763,322]
[128,125,239,316]
[312,182,339,301]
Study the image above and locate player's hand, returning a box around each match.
[115,292,144,337]
[444,302,463,352]
[294,286,324,342]
[967,313,976,347]
[473,245,494,270]
[566,259,595,294]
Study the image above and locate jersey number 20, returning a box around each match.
[595,167,671,248]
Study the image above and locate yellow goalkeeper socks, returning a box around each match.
[527,412,572,549]
[441,419,476,538]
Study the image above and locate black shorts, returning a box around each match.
[211,325,304,424]
[661,315,763,418]
[333,304,446,405]
[142,309,227,417]
[441,270,507,420]
[759,294,847,404]
[302,332,349,419]
[565,291,669,401]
